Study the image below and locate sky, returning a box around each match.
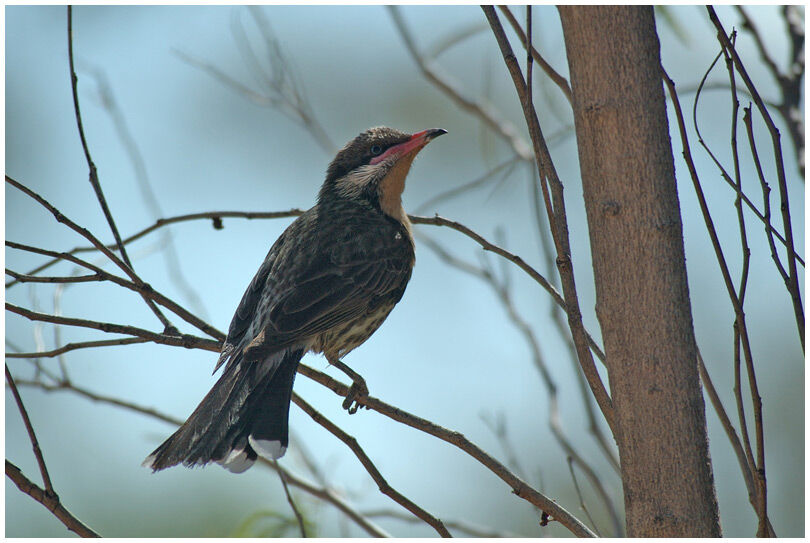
[5,5,804,537]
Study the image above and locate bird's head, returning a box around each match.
[320,126,446,220]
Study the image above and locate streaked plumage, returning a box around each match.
[144,126,446,472]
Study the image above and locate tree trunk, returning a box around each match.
[558,6,721,537]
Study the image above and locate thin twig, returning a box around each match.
[7,240,224,341]
[388,5,533,161]
[291,393,452,538]
[295,364,597,537]
[6,302,220,353]
[6,364,54,493]
[6,209,305,287]
[497,5,573,105]
[5,269,104,284]
[6,460,99,537]
[424,235,623,536]
[708,7,803,351]
[273,459,308,537]
[662,65,773,537]
[736,5,805,178]
[696,351,758,509]
[86,67,210,319]
[526,165,619,474]
[6,337,150,359]
[743,107,789,284]
[67,6,133,270]
[13,377,390,537]
[414,156,521,214]
[362,508,522,538]
[427,20,489,58]
[567,457,601,536]
[482,5,615,434]
[6,175,178,335]
[691,51,804,270]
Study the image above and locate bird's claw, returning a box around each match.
[342,379,369,414]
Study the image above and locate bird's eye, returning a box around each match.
[370,145,383,155]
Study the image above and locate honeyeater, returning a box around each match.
[144,126,446,473]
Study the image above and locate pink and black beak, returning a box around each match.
[370,128,447,165]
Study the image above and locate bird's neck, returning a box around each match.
[377,153,415,234]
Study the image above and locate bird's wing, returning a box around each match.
[266,235,413,342]
[217,211,412,370]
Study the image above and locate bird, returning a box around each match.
[143,126,446,473]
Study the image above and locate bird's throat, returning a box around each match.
[377,153,416,228]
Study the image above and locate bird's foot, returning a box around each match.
[342,376,369,414]
[329,358,369,414]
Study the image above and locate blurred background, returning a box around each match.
[6,5,804,537]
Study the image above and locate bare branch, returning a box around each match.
[273,459,308,537]
[6,337,150,359]
[497,6,573,105]
[423,235,623,536]
[482,5,615,434]
[296,364,596,537]
[291,393,452,538]
[6,460,99,538]
[7,240,224,341]
[6,365,54,493]
[743,107,790,284]
[86,67,210,319]
[567,457,601,536]
[6,175,178,334]
[426,20,489,58]
[67,6,133,270]
[6,269,104,284]
[6,302,220,353]
[414,155,521,214]
[662,65,773,537]
[388,5,533,161]
[708,7,804,350]
[736,5,805,177]
[690,54,805,269]
[13,377,390,537]
[362,508,521,538]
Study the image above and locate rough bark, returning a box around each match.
[558,6,721,537]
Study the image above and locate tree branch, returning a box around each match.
[497,5,573,105]
[6,302,220,353]
[6,175,178,335]
[295,364,596,537]
[291,393,452,538]
[6,460,99,538]
[388,5,533,161]
[67,6,133,270]
[482,5,615,434]
[6,364,54,493]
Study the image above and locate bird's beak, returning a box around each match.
[370,128,447,165]
[411,128,448,143]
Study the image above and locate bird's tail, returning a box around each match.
[143,347,304,473]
